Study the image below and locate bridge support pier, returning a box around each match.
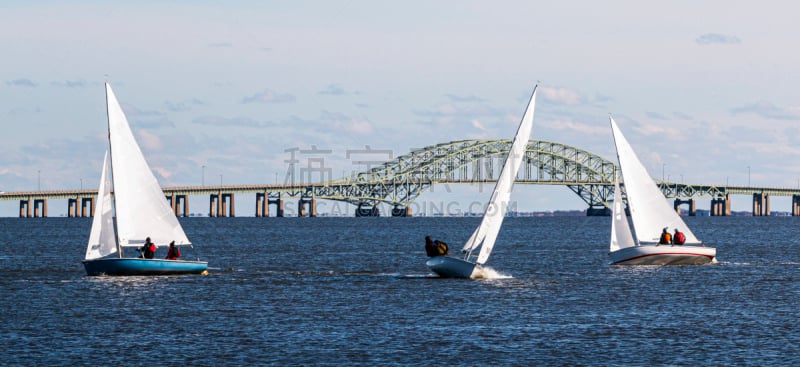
[255,193,269,217]
[586,206,611,216]
[19,200,30,217]
[298,198,317,217]
[167,194,189,217]
[269,195,284,217]
[34,199,46,217]
[20,199,48,217]
[355,203,380,217]
[793,195,800,216]
[81,197,93,217]
[391,205,412,217]
[753,193,770,216]
[710,194,731,216]
[674,198,696,216]
[209,193,235,217]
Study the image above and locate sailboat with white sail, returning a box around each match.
[608,116,716,265]
[426,85,537,278]
[82,83,208,276]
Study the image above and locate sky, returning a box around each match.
[3,1,800,217]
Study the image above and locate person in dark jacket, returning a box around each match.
[425,236,438,257]
[139,237,156,259]
[658,228,671,245]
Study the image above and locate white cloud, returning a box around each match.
[471,119,487,132]
[696,33,741,45]
[136,130,163,152]
[539,118,607,136]
[731,101,800,120]
[539,86,585,106]
[241,89,296,104]
[6,78,36,87]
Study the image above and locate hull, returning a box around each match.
[83,258,208,276]
[426,256,479,278]
[610,245,716,265]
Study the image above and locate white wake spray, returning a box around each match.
[472,266,513,280]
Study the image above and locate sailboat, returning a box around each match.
[426,85,537,278]
[82,83,208,276]
[608,116,716,265]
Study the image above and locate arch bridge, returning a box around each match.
[332,139,617,215]
[5,139,800,217]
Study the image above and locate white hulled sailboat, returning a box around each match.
[608,116,715,265]
[426,85,537,278]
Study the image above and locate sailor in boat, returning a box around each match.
[658,228,671,245]
[672,228,686,245]
[137,237,156,259]
[424,236,449,257]
[166,241,181,260]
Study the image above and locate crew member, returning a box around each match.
[658,228,672,245]
[672,228,686,245]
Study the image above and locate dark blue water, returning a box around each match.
[1,216,798,366]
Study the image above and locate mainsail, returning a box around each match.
[609,116,700,245]
[105,83,191,248]
[462,85,537,264]
[85,151,117,260]
[609,178,636,252]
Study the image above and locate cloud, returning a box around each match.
[318,84,348,95]
[539,118,608,136]
[121,103,164,117]
[631,121,680,138]
[51,80,90,88]
[165,98,205,112]
[6,78,36,87]
[696,33,741,45]
[241,89,296,104]
[446,94,485,103]
[672,111,693,120]
[471,119,487,132]
[192,115,275,127]
[646,111,669,120]
[135,129,163,151]
[539,86,585,105]
[320,110,374,135]
[413,102,503,120]
[134,117,176,130]
[731,101,800,120]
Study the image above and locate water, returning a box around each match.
[1,216,798,366]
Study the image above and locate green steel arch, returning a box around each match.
[337,139,618,210]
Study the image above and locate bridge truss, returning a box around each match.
[318,139,618,211]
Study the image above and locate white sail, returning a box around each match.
[609,178,636,252]
[105,83,191,248]
[85,151,117,260]
[463,86,537,265]
[609,117,700,244]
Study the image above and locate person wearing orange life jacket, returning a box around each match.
[658,227,672,245]
[166,241,181,260]
[138,237,156,259]
[672,228,686,245]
